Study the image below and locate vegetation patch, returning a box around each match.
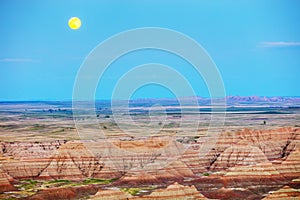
[19,179,40,190]
[48,179,71,184]
[28,124,46,131]
[121,186,156,196]
[9,178,117,199]
[82,178,115,185]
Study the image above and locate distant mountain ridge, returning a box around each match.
[129,96,300,105]
[225,96,300,103]
[1,96,300,105]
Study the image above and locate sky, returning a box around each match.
[0,0,300,101]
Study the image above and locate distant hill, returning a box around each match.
[127,96,300,106]
[225,96,300,103]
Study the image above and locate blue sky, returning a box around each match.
[0,0,299,100]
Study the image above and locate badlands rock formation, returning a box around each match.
[0,127,299,199]
[90,188,133,200]
[26,185,98,200]
[0,140,66,179]
[263,185,300,199]
[132,182,208,200]
[90,182,207,200]
[0,168,14,193]
[39,141,112,180]
[210,140,270,171]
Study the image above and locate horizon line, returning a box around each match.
[0,95,300,102]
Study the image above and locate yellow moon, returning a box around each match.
[68,17,81,30]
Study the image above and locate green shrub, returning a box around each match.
[83,178,115,185]
[203,172,210,176]
[48,179,71,184]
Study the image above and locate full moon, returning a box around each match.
[68,17,81,30]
